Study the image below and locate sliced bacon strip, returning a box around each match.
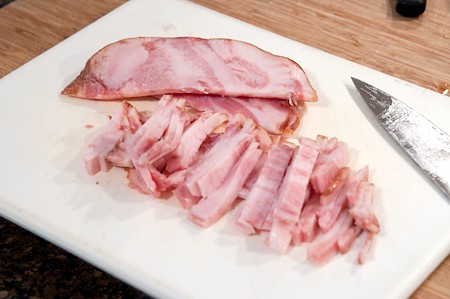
[125,96,183,196]
[165,111,228,173]
[105,145,133,168]
[125,95,178,157]
[189,141,262,227]
[62,37,317,104]
[307,209,354,264]
[238,152,267,199]
[337,225,362,254]
[127,168,150,195]
[235,142,294,234]
[358,232,375,264]
[174,120,256,209]
[99,104,141,169]
[182,94,303,134]
[266,139,319,253]
[138,105,186,166]
[349,181,380,234]
[291,193,321,245]
[84,101,141,175]
[346,166,369,207]
[136,105,187,195]
[310,137,350,193]
[318,167,351,233]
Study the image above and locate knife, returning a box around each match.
[351,77,450,200]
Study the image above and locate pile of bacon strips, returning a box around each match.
[62,37,379,265]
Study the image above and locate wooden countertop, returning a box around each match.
[0,0,448,298]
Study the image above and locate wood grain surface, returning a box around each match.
[0,0,448,298]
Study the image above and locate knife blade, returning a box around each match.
[351,77,450,200]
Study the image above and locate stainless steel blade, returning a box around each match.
[351,77,450,200]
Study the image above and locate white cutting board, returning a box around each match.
[0,0,449,298]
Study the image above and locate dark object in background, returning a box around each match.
[0,0,15,8]
[396,0,427,17]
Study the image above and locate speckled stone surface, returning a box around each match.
[0,217,154,299]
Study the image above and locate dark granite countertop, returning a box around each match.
[0,217,153,299]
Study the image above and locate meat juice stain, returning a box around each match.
[433,82,449,96]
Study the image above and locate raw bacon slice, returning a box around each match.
[189,142,262,227]
[165,111,228,173]
[174,120,256,209]
[61,37,318,104]
[136,105,187,195]
[105,145,133,168]
[235,142,294,234]
[238,152,267,199]
[307,209,354,264]
[349,181,380,234]
[182,94,303,134]
[291,193,321,245]
[125,96,185,196]
[266,139,319,253]
[137,105,186,167]
[125,95,178,157]
[318,167,351,233]
[337,225,362,254]
[127,168,150,195]
[84,101,141,175]
[346,166,369,207]
[358,232,375,264]
[310,137,350,193]
[104,105,142,168]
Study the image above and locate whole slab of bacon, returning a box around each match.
[62,37,317,105]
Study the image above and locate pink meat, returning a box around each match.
[266,139,319,253]
[137,105,186,167]
[349,181,380,234]
[104,105,142,168]
[61,37,317,105]
[307,209,354,264]
[238,152,267,199]
[318,167,351,233]
[174,120,256,208]
[165,111,228,173]
[84,101,141,175]
[183,94,303,134]
[310,137,350,193]
[346,165,369,207]
[337,225,362,254]
[192,121,254,196]
[105,145,133,168]
[254,128,274,151]
[125,95,177,157]
[127,168,151,195]
[235,143,294,234]
[189,142,262,227]
[125,96,183,196]
[165,169,187,187]
[136,105,187,194]
[291,193,321,245]
[358,232,375,264]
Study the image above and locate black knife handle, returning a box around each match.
[396,0,427,17]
